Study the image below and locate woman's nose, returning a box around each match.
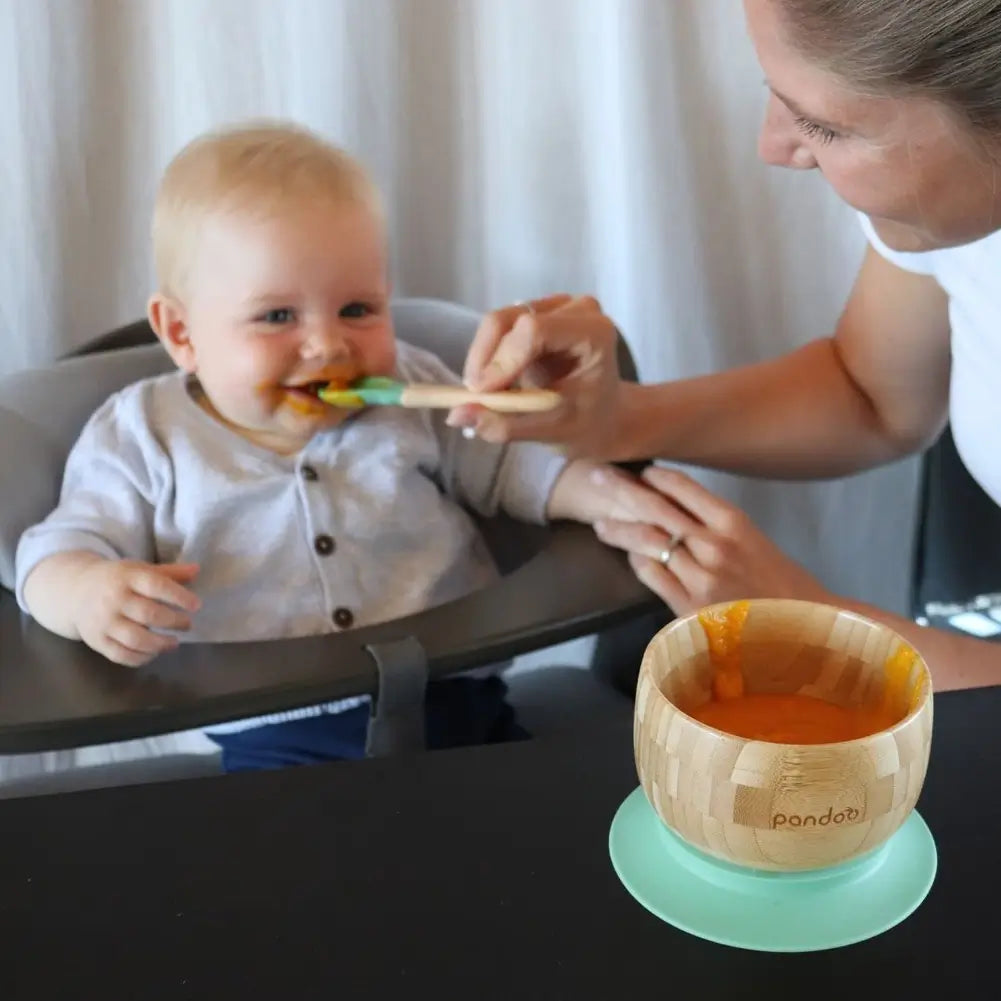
[757,95,817,171]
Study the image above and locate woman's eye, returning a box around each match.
[793,117,839,145]
[260,308,295,324]
[340,302,371,319]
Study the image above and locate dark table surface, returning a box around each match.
[0,687,997,1000]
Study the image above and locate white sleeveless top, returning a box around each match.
[860,214,1001,507]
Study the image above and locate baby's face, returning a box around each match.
[178,197,395,452]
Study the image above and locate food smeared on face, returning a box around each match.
[275,363,359,414]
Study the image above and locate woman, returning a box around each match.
[449,0,1001,691]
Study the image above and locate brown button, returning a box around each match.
[314,534,335,556]
[332,607,354,629]
[301,464,318,482]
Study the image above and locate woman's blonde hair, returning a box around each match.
[778,0,1001,134]
[152,121,381,298]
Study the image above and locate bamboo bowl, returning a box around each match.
[634,599,933,872]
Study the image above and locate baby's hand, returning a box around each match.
[73,560,201,667]
[546,459,676,526]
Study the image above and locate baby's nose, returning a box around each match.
[302,318,349,358]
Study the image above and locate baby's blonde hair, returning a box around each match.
[152,121,382,298]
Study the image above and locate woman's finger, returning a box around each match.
[627,553,692,612]
[468,313,550,392]
[597,519,713,597]
[469,299,611,393]
[596,518,686,562]
[649,537,720,604]
[463,294,574,388]
[445,402,481,429]
[590,468,703,533]
[597,519,727,605]
[641,466,748,535]
[470,402,574,445]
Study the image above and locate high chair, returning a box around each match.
[0,298,659,793]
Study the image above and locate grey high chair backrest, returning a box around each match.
[0,298,659,754]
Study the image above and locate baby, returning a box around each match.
[16,122,651,770]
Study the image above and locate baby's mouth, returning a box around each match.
[284,368,357,400]
[285,380,333,400]
[282,369,361,413]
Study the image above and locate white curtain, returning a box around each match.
[1,0,918,614]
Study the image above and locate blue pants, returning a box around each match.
[209,676,528,772]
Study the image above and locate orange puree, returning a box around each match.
[698,601,750,701]
[283,393,327,415]
[690,693,900,744]
[691,601,917,744]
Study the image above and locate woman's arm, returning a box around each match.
[461,250,952,478]
[818,594,1001,692]
[616,247,952,476]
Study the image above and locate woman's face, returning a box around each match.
[744,0,1001,251]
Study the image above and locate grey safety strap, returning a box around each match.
[363,636,428,756]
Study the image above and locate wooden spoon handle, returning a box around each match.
[399,385,561,413]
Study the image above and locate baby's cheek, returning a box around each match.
[246,379,284,414]
[364,328,397,375]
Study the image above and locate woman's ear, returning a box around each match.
[148,293,196,372]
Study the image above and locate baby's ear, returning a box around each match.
[148,293,196,372]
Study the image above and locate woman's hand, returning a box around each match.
[592,466,832,615]
[451,293,630,459]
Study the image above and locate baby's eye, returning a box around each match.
[340,302,371,319]
[260,308,295,324]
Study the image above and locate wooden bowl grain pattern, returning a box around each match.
[634,599,933,871]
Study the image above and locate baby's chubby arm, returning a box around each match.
[23,554,201,668]
[408,342,677,530]
[16,382,201,667]
[545,459,677,528]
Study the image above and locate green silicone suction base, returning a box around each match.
[609,786,936,952]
